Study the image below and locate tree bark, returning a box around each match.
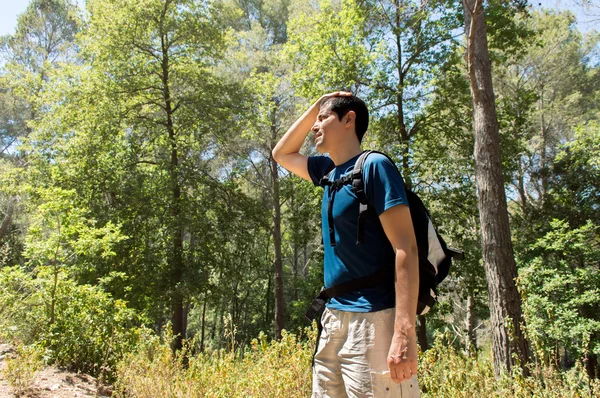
[160,21,185,352]
[466,295,477,358]
[463,0,529,376]
[200,298,207,352]
[270,115,285,340]
[0,198,16,241]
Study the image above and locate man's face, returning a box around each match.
[311,105,347,153]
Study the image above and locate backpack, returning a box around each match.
[305,150,463,322]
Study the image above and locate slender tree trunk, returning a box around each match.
[394,0,412,186]
[586,353,597,380]
[200,298,207,352]
[517,161,527,217]
[539,88,549,205]
[0,198,16,241]
[265,270,272,328]
[270,110,285,339]
[466,295,477,358]
[463,0,529,376]
[160,26,185,352]
[293,243,299,301]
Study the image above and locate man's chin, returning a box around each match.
[315,144,326,153]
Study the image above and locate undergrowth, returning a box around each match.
[114,327,600,398]
[114,328,315,398]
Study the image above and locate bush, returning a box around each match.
[0,265,144,382]
[115,326,600,397]
[419,330,600,397]
[114,327,315,398]
[2,343,43,396]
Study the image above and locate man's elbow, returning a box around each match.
[272,147,281,163]
[395,242,418,262]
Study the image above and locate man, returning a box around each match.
[272,92,420,397]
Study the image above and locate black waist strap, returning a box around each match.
[305,265,395,322]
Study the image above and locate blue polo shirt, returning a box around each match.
[307,152,409,312]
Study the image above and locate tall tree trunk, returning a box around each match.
[161,26,185,352]
[265,269,272,328]
[463,0,529,376]
[270,118,285,340]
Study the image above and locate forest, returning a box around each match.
[0,0,599,396]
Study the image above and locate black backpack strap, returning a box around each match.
[322,165,357,247]
[318,165,336,246]
[351,150,379,245]
[322,265,394,299]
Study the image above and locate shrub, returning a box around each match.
[114,327,315,398]
[2,343,43,396]
[116,326,600,398]
[419,330,600,397]
[0,265,144,382]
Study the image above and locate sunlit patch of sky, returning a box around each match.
[0,0,84,37]
[1,0,598,37]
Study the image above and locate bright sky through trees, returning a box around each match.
[0,0,597,37]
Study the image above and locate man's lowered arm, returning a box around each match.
[379,204,419,383]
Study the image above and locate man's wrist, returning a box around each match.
[393,318,415,337]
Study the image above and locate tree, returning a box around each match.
[0,0,79,156]
[29,0,235,351]
[0,0,80,269]
[462,0,529,375]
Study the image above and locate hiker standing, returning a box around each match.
[272,92,421,397]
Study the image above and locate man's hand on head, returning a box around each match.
[315,91,353,108]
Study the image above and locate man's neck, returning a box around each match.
[329,145,362,166]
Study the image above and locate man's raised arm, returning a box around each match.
[272,91,351,181]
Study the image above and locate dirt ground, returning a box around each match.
[0,344,113,398]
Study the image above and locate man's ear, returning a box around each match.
[344,111,356,128]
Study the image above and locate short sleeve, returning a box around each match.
[363,154,408,215]
[307,156,335,186]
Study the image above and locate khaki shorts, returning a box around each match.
[312,307,420,398]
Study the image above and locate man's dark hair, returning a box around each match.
[321,95,369,143]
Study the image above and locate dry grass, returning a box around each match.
[113,328,600,398]
[2,343,43,396]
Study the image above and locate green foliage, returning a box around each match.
[114,327,600,397]
[1,0,600,388]
[114,328,315,397]
[0,266,144,382]
[518,219,600,366]
[420,331,600,397]
[550,122,600,227]
[285,0,372,98]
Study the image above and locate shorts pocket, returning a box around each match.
[371,372,420,398]
[370,371,401,397]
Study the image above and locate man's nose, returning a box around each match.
[311,122,320,133]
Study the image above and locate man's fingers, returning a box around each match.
[321,91,353,101]
[390,364,410,384]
